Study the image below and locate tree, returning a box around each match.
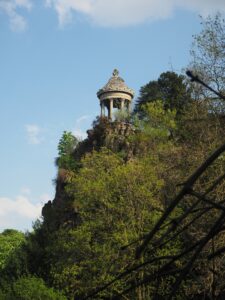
[0,229,28,283]
[41,103,183,299]
[57,131,79,170]
[1,276,66,300]
[0,229,25,272]
[0,230,29,296]
[190,13,225,111]
[47,148,181,299]
[134,71,192,116]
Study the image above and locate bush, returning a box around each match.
[2,276,66,300]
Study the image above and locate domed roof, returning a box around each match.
[97,69,135,98]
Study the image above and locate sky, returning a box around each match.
[0,0,224,232]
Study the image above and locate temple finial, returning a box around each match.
[112,69,119,77]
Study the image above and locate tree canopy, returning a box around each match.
[134,71,192,116]
[190,13,225,94]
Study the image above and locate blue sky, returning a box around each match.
[0,0,224,232]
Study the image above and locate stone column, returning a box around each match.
[121,98,125,111]
[127,101,131,114]
[101,101,105,117]
[109,98,113,120]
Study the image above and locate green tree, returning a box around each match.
[174,100,225,298]
[134,71,192,116]
[189,13,225,114]
[43,103,182,299]
[47,148,178,299]
[132,100,177,163]
[0,230,29,296]
[0,229,25,271]
[1,276,66,300]
[0,229,28,283]
[57,131,79,170]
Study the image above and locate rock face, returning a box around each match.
[75,118,136,161]
[42,118,137,230]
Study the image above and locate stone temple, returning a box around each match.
[97,69,135,120]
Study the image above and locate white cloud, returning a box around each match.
[0,196,42,220]
[25,124,43,145]
[76,115,90,124]
[72,115,90,140]
[46,0,92,26]
[0,0,32,31]
[73,128,87,140]
[45,0,225,27]
[177,0,225,17]
[0,192,50,232]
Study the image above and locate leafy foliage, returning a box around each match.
[190,13,225,93]
[190,13,225,112]
[1,276,66,300]
[57,131,79,170]
[0,230,25,271]
[135,71,192,116]
[113,109,130,122]
[0,229,29,290]
[28,103,185,299]
[46,147,182,299]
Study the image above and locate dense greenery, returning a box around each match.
[1,98,224,299]
[1,14,225,299]
[134,71,192,115]
[0,229,25,271]
[56,131,79,170]
[0,277,66,300]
